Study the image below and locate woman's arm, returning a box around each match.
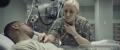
[64,24,90,47]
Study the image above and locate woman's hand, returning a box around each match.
[37,33,47,42]
[64,23,78,36]
[43,34,56,43]
[36,32,55,43]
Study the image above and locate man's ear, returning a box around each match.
[11,24,19,30]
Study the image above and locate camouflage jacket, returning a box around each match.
[48,16,93,47]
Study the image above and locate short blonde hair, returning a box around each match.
[64,0,79,12]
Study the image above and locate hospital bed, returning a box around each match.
[0,33,120,50]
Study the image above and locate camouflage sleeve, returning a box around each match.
[48,19,61,37]
[77,17,94,41]
[83,21,92,41]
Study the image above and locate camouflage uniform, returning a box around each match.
[48,16,94,47]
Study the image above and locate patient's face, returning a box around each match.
[64,4,77,24]
[19,23,33,38]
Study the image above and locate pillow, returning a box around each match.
[0,34,14,50]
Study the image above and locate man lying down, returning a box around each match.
[4,21,63,50]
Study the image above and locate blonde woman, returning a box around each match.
[45,0,93,47]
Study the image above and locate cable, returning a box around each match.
[26,0,36,24]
